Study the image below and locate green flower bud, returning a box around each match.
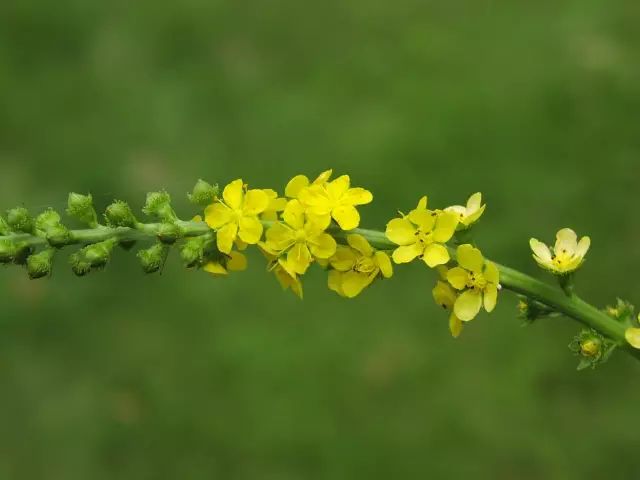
[157,223,182,245]
[45,224,71,247]
[104,200,138,228]
[6,207,34,233]
[0,238,18,263]
[27,248,55,279]
[569,329,616,371]
[143,191,176,222]
[188,179,219,206]
[83,239,118,268]
[67,193,98,227]
[70,253,92,277]
[137,243,168,274]
[180,236,211,268]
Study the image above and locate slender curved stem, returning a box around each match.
[3,221,636,361]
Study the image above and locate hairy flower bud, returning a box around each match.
[0,238,18,263]
[27,248,55,279]
[143,191,176,223]
[67,193,98,227]
[6,207,34,233]
[188,179,219,207]
[180,236,211,268]
[137,243,168,274]
[157,223,182,244]
[105,200,138,228]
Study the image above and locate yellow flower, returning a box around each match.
[258,244,304,299]
[446,244,500,322]
[203,250,248,276]
[285,169,333,199]
[264,199,337,275]
[261,189,288,221]
[204,179,269,254]
[327,234,392,298]
[529,228,591,275]
[385,196,459,268]
[432,279,463,338]
[297,174,373,230]
[445,192,486,228]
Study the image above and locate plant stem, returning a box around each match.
[3,222,637,361]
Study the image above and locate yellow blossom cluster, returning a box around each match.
[202,170,386,299]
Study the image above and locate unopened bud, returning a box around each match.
[137,243,168,274]
[143,191,176,222]
[6,207,34,233]
[67,193,98,227]
[105,200,138,228]
[157,223,182,244]
[27,248,55,279]
[188,179,219,206]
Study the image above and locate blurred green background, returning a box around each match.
[1,0,640,478]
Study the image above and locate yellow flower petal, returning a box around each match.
[555,228,578,255]
[457,244,484,273]
[216,222,238,254]
[575,236,591,258]
[328,270,345,296]
[312,169,333,185]
[463,204,486,226]
[466,192,482,211]
[285,175,310,198]
[227,251,248,271]
[347,234,373,256]
[449,313,463,338]
[342,187,373,206]
[287,242,312,274]
[416,196,428,210]
[385,218,417,245]
[484,261,499,284]
[238,216,263,244]
[454,289,483,322]
[308,232,337,259]
[330,245,357,271]
[625,327,640,349]
[432,211,459,243]
[433,280,457,309]
[299,186,331,214]
[374,251,393,278]
[332,204,360,230]
[408,209,436,231]
[223,179,244,210]
[392,243,423,264]
[327,175,350,199]
[265,223,295,252]
[341,271,372,298]
[529,238,552,263]
[484,284,498,312]
[422,243,450,268]
[447,267,469,290]
[203,261,228,276]
[204,203,232,229]
[243,189,269,216]
[283,199,306,230]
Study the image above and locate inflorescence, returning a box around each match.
[1,169,639,370]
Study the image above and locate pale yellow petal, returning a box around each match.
[227,251,248,271]
[529,238,552,263]
[625,327,640,349]
[449,313,463,338]
[575,236,591,258]
[454,290,483,322]
[328,270,345,296]
[341,271,371,298]
[238,216,263,244]
[555,228,578,255]
[433,280,457,309]
[283,199,306,230]
[416,196,428,211]
[204,203,232,229]
[385,217,417,245]
[466,192,482,212]
[422,243,450,268]
[484,261,500,284]
[222,179,244,210]
[457,244,484,273]
[391,243,423,264]
[203,261,228,276]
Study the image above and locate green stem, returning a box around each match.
[3,222,637,361]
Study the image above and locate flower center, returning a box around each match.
[468,272,487,290]
[415,229,434,245]
[355,257,376,273]
[294,229,307,242]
